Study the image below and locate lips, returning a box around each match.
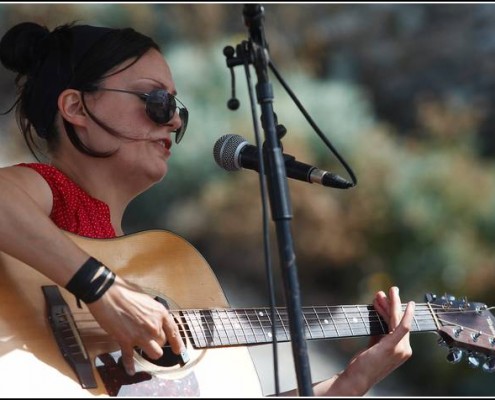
[155,138,172,150]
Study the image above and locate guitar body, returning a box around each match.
[0,230,263,397]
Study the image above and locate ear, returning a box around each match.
[57,89,87,127]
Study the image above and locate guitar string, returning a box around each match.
[61,304,495,350]
[68,304,490,334]
[175,306,492,345]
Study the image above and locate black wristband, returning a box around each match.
[65,256,116,304]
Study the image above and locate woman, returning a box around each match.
[0,21,414,396]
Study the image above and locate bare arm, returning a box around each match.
[0,166,185,375]
[0,166,90,284]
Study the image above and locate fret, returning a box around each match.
[356,305,371,336]
[215,310,233,346]
[311,307,327,339]
[339,307,354,336]
[302,310,314,339]
[321,306,348,338]
[342,305,355,337]
[412,306,421,332]
[183,310,198,346]
[319,306,337,338]
[183,310,211,347]
[413,305,437,332]
[262,308,275,342]
[228,309,258,345]
[222,309,248,345]
[305,307,334,339]
[230,309,244,344]
[355,305,374,336]
[327,305,339,338]
[276,308,290,341]
[253,309,271,343]
[243,309,259,344]
[220,310,250,345]
[369,306,387,335]
[200,310,218,346]
[345,305,369,336]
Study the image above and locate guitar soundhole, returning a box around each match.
[138,344,181,367]
[136,316,187,367]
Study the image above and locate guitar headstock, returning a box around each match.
[426,293,495,372]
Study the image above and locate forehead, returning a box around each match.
[104,49,175,91]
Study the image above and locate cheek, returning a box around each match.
[91,97,149,139]
[83,129,121,152]
[115,109,153,139]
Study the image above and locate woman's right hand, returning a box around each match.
[86,275,186,376]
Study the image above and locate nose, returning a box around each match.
[169,110,182,132]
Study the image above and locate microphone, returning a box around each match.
[213,134,354,189]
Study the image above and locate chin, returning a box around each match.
[150,165,168,183]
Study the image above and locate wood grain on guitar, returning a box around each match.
[0,230,494,396]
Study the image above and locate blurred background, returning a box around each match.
[1,2,495,396]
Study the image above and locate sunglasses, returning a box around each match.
[94,87,189,144]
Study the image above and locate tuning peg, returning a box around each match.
[446,294,456,302]
[446,347,463,364]
[425,293,436,302]
[453,326,463,338]
[442,293,456,307]
[482,357,495,373]
[467,352,486,369]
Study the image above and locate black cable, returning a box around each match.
[269,60,358,187]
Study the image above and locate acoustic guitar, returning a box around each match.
[1,230,494,397]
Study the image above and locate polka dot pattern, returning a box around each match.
[18,163,116,239]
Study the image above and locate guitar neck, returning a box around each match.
[182,303,437,348]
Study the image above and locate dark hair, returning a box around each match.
[0,21,160,157]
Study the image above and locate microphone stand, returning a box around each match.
[226,4,314,396]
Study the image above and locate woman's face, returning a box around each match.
[82,49,183,187]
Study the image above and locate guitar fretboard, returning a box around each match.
[181,304,438,348]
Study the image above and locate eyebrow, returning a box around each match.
[143,78,177,96]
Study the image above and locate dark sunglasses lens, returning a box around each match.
[175,108,189,144]
[146,90,175,124]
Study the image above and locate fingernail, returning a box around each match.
[180,348,190,364]
[125,364,135,376]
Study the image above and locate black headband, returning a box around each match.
[27,25,113,138]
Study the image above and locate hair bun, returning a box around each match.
[0,22,50,75]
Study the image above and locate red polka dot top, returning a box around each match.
[18,163,116,239]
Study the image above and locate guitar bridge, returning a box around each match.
[42,285,97,389]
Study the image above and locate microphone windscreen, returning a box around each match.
[213,134,247,171]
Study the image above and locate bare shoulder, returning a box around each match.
[0,164,53,214]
